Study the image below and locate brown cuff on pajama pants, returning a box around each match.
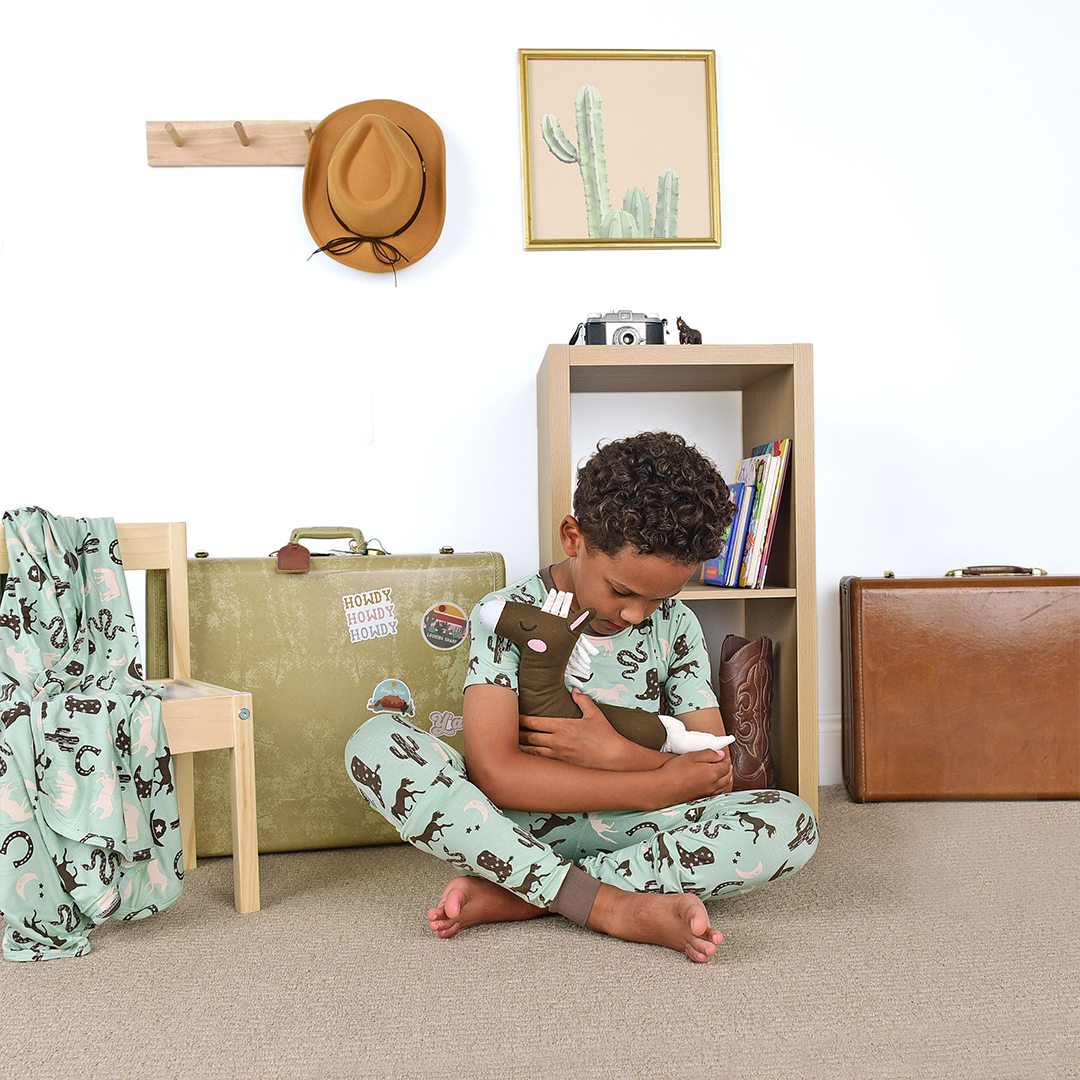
[548,865,601,927]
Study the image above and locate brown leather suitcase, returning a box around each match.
[840,568,1079,802]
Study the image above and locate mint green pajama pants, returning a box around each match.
[346,714,817,915]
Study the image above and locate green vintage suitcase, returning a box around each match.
[147,536,504,855]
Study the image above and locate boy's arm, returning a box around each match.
[464,683,730,813]
[676,706,727,736]
[518,688,674,771]
[519,698,733,793]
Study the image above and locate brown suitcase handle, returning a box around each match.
[945,565,1048,577]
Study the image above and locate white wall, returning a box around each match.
[3,1,1077,784]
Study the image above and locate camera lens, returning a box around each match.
[615,328,640,345]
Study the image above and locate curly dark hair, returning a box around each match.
[572,431,735,565]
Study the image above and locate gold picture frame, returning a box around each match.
[519,49,721,250]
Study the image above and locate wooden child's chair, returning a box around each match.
[0,521,260,913]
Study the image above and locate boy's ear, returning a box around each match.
[559,515,586,558]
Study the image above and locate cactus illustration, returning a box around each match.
[623,187,654,238]
[541,89,608,236]
[654,168,680,238]
[600,208,640,238]
[540,84,679,240]
[540,114,578,163]
[573,85,612,236]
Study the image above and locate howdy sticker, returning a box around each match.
[343,587,398,643]
[421,602,469,651]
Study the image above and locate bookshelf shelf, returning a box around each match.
[678,585,798,601]
[537,343,818,812]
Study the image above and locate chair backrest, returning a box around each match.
[0,520,192,681]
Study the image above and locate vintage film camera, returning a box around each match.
[570,310,667,346]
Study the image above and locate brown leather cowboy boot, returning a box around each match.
[718,634,775,789]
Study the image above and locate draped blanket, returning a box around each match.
[0,507,183,960]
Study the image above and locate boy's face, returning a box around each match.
[558,517,697,636]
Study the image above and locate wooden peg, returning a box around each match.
[147,119,320,166]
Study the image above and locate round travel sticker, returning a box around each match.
[421,602,469,651]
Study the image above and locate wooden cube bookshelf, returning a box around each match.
[537,343,818,812]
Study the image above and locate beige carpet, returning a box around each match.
[3,787,1077,1080]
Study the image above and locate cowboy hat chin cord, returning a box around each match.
[308,126,427,283]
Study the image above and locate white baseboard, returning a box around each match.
[818,714,843,787]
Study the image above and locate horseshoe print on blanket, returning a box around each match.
[0,507,184,961]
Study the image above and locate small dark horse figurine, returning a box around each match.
[677,317,702,344]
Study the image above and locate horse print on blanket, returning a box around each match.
[0,507,184,961]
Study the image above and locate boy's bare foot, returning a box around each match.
[427,876,546,938]
[427,877,722,962]
[586,883,723,963]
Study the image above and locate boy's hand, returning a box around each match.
[519,690,635,770]
[656,747,734,804]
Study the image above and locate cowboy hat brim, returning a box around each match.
[303,99,446,274]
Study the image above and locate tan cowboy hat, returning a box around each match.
[303,99,446,274]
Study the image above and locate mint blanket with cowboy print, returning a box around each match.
[0,507,183,960]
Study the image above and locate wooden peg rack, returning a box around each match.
[146,120,320,167]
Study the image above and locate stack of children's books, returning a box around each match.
[699,438,791,589]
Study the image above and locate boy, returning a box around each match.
[346,432,817,962]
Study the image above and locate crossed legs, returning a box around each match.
[346,714,816,962]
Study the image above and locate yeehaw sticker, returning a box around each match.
[343,587,398,643]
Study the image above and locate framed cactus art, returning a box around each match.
[518,50,721,249]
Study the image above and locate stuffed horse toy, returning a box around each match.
[478,589,733,755]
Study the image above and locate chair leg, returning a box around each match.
[174,752,198,872]
[229,698,260,913]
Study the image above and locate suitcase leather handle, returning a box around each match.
[945,565,1048,577]
[288,526,367,553]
